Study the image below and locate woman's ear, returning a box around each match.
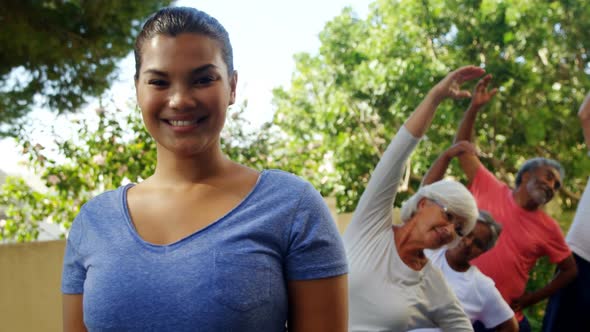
[229,70,238,105]
[417,197,428,209]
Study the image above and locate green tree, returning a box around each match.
[0,102,274,242]
[272,0,590,213]
[0,0,172,134]
[271,1,590,329]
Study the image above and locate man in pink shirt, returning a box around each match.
[453,75,578,332]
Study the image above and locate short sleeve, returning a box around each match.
[61,210,87,294]
[285,183,348,280]
[468,165,506,203]
[478,277,514,328]
[543,217,571,264]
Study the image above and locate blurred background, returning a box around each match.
[1,0,589,330]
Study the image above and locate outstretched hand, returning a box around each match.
[444,141,478,159]
[434,66,486,101]
[470,74,498,109]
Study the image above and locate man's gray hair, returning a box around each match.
[400,180,478,247]
[515,157,565,188]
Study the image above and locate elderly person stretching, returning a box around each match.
[452,75,576,332]
[344,66,484,332]
[407,143,519,332]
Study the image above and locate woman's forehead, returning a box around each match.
[140,34,226,72]
[472,222,492,239]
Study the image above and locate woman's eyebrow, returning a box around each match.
[141,68,167,77]
[141,64,218,77]
[190,64,217,75]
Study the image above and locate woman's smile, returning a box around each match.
[161,115,210,133]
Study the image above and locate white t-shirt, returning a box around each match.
[409,249,515,332]
[343,126,473,332]
[566,176,590,262]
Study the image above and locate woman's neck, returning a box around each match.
[151,144,231,186]
[393,223,428,271]
[444,250,471,272]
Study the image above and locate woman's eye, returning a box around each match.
[194,76,215,85]
[445,212,454,222]
[455,226,464,237]
[148,79,168,86]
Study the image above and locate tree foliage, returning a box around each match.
[0,0,172,134]
[0,103,273,242]
[272,0,590,213]
[1,2,588,327]
[270,2,590,328]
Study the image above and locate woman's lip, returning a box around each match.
[168,119,198,126]
[162,112,208,120]
[162,118,204,133]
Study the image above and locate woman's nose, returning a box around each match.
[441,224,455,241]
[169,87,196,110]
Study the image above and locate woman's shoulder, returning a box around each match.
[262,169,310,184]
[470,266,497,292]
[469,265,496,289]
[78,184,130,215]
[255,170,327,211]
[421,260,455,294]
[259,169,317,194]
[68,185,131,244]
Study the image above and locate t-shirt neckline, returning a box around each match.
[120,170,266,248]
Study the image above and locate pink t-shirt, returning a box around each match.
[469,165,571,321]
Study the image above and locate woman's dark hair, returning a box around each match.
[476,210,502,251]
[134,7,234,80]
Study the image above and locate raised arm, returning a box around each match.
[421,141,477,186]
[344,66,485,243]
[579,92,590,149]
[454,74,498,183]
[405,66,485,137]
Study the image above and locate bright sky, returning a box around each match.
[0,0,372,176]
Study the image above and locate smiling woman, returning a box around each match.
[61,7,348,332]
[135,33,236,157]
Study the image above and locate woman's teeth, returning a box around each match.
[169,119,197,126]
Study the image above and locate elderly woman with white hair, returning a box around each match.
[344,66,483,332]
[409,142,519,332]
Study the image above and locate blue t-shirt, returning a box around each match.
[62,170,348,331]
